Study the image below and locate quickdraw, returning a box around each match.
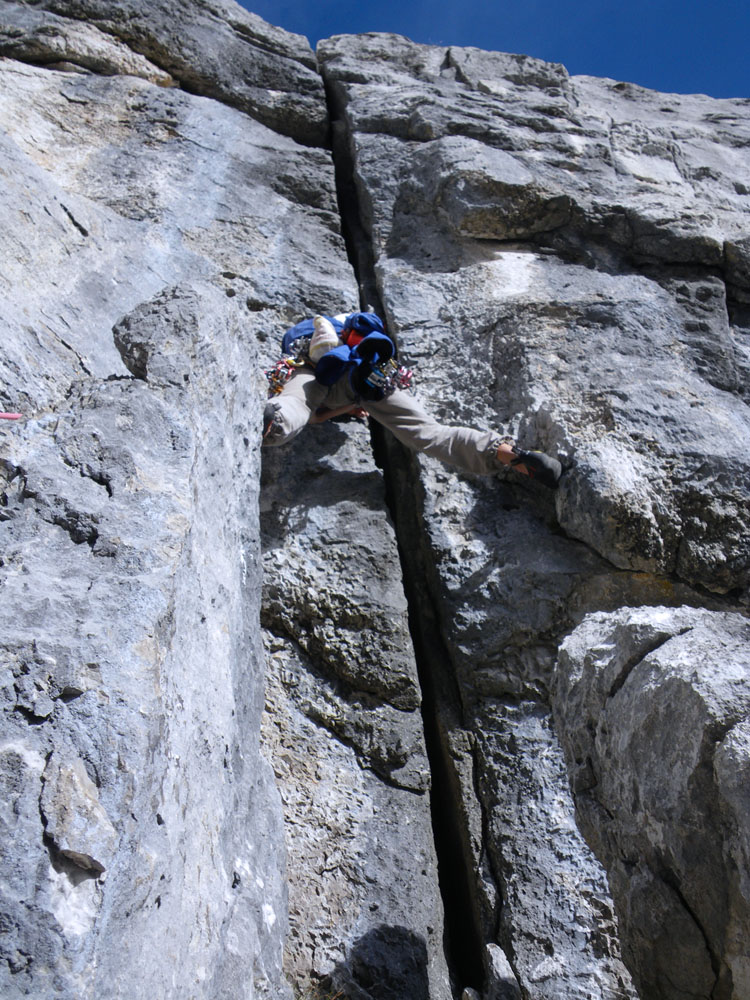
[284,334,313,359]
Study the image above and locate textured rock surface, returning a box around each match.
[0,278,289,998]
[0,11,345,995]
[1,0,326,143]
[259,369,450,999]
[554,607,750,1000]
[1,3,750,999]
[320,33,750,594]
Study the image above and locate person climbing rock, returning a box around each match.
[262,311,562,489]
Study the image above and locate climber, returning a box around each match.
[262,312,562,489]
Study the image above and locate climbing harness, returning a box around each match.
[264,326,316,395]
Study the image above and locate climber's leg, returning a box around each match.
[263,370,328,446]
[367,391,562,486]
[365,390,503,476]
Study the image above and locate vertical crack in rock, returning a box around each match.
[658,864,721,991]
[372,428,488,994]
[4,9,750,998]
[321,72,383,313]
[322,71,488,994]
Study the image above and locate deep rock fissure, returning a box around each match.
[371,427,488,995]
[320,69,383,312]
[321,66,488,994]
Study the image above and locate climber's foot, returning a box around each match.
[510,446,562,489]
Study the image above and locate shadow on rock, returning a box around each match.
[323,925,430,1000]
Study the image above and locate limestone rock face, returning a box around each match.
[1,4,749,1000]
[258,313,449,997]
[554,607,750,1000]
[319,29,750,1000]
[0,10,343,995]
[260,424,450,999]
[0,0,326,142]
[320,33,750,595]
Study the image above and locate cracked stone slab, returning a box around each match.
[0,54,350,414]
[263,633,450,1000]
[2,6,749,1000]
[1,282,293,999]
[318,29,750,1000]
[0,1,175,83]
[0,28,354,989]
[319,31,750,594]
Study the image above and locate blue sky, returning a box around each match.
[239,0,748,99]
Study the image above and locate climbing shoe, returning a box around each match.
[262,402,278,442]
[510,446,562,489]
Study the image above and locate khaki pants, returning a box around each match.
[263,369,502,476]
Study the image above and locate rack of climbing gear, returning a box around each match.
[265,355,308,396]
[265,334,313,396]
[363,357,415,397]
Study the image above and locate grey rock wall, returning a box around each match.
[1,3,749,1000]
[0,8,347,996]
[0,0,326,143]
[318,30,750,1000]
[554,607,750,1000]
[260,423,450,999]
